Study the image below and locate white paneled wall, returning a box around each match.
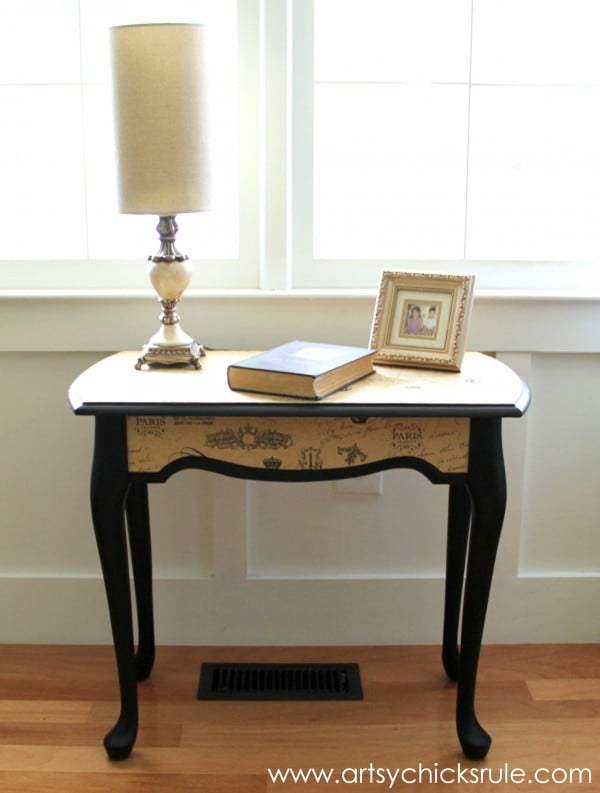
[518,354,600,576]
[246,473,448,579]
[0,293,599,644]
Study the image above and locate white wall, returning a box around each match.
[1,290,599,644]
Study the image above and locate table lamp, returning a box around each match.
[110,23,210,370]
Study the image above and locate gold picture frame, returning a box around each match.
[369,270,475,371]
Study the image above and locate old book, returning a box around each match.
[227,340,376,400]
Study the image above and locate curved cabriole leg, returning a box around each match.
[91,415,138,760]
[442,482,471,682]
[126,479,156,681]
[457,417,506,760]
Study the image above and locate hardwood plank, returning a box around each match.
[0,646,118,701]
[477,644,600,681]
[0,720,182,748]
[527,679,600,701]
[0,700,91,723]
[0,772,265,793]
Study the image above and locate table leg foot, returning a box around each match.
[442,647,460,683]
[104,714,138,761]
[457,713,492,760]
[135,646,155,682]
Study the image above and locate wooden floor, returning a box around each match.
[0,644,598,791]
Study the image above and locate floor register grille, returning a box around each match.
[197,662,363,701]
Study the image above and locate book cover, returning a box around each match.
[227,340,376,400]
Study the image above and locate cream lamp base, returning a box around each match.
[135,312,205,370]
[134,216,205,371]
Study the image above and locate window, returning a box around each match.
[1,0,600,292]
[294,0,600,288]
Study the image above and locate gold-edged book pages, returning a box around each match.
[227,341,376,399]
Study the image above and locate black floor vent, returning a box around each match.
[197,662,363,701]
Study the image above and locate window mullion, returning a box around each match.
[238,0,262,285]
[259,0,293,289]
[289,0,314,288]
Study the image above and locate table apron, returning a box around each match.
[127,414,470,477]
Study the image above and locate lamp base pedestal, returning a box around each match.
[135,340,205,370]
[134,294,205,371]
[134,216,206,371]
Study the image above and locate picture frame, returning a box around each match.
[369,270,475,371]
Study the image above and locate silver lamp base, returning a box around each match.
[135,340,205,370]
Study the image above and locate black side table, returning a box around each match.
[69,350,530,761]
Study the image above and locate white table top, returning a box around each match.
[68,350,530,418]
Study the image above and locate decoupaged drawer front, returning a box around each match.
[127,415,470,475]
